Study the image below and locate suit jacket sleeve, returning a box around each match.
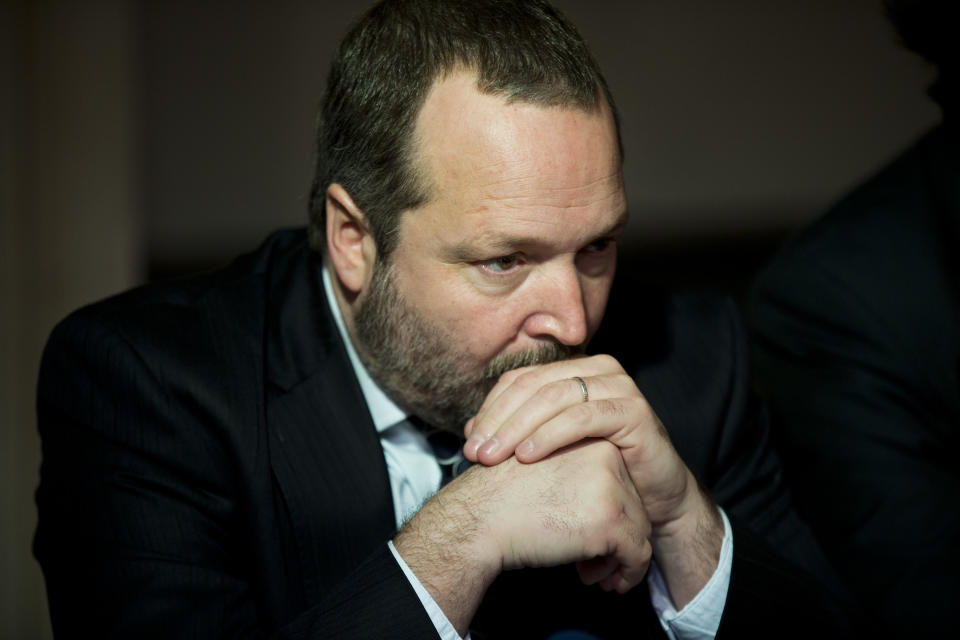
[34,300,440,639]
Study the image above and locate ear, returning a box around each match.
[325,183,377,295]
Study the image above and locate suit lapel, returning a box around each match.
[263,237,395,602]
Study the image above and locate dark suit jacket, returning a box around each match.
[35,229,845,638]
[748,124,960,636]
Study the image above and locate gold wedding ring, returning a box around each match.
[572,376,589,403]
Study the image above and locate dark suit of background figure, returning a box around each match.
[748,124,960,636]
[36,229,845,639]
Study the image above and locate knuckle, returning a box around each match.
[597,499,626,527]
[513,370,540,392]
[594,398,624,418]
[624,395,653,421]
[637,539,652,565]
[611,372,639,396]
[595,354,619,371]
[586,529,613,558]
[569,401,595,426]
[542,378,570,404]
[623,394,643,411]
[623,517,651,555]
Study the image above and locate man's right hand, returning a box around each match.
[393,439,653,636]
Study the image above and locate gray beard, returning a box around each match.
[352,261,580,434]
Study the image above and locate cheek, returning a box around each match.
[583,275,614,337]
[445,296,524,359]
[398,267,518,356]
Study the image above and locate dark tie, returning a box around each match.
[409,416,471,485]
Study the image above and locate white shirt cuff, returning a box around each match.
[387,540,470,640]
[648,508,733,640]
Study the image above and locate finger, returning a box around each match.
[588,451,653,593]
[607,536,652,593]
[513,394,653,464]
[472,375,595,464]
[477,354,623,423]
[474,373,637,465]
[466,371,601,462]
[468,355,625,451]
[463,365,538,461]
[599,567,631,593]
[592,523,651,594]
[466,359,629,462]
[577,555,619,586]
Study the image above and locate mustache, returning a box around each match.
[482,342,583,381]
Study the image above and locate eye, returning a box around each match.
[580,237,615,254]
[480,253,522,273]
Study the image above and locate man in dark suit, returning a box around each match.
[35,1,844,637]
[747,0,959,635]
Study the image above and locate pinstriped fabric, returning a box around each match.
[36,231,436,637]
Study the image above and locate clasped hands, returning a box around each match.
[394,354,724,634]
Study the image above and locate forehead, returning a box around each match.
[406,71,625,245]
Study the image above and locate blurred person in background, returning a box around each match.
[748,0,958,635]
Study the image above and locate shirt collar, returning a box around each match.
[321,262,408,433]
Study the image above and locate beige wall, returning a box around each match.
[1,1,142,637]
[0,1,941,635]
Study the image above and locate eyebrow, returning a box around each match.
[449,210,629,261]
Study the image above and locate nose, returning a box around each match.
[521,263,589,347]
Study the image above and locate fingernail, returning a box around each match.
[478,437,500,457]
[517,440,534,458]
[465,434,486,458]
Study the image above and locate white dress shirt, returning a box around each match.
[321,264,732,640]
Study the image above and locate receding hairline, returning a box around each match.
[400,66,619,216]
[311,0,624,258]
